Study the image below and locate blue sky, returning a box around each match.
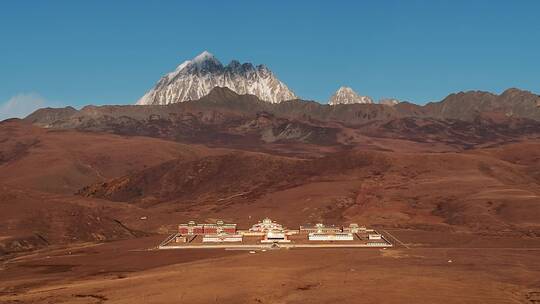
[1,1,539,118]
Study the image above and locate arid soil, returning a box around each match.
[1,117,539,303]
[2,233,540,304]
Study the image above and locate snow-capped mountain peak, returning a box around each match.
[188,51,222,71]
[379,98,400,106]
[137,51,297,105]
[328,86,373,105]
[193,50,214,62]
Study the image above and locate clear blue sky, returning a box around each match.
[1,1,539,118]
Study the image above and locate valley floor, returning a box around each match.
[2,231,540,304]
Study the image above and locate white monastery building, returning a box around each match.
[308,232,354,241]
[202,233,243,243]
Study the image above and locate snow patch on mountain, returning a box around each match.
[379,98,400,106]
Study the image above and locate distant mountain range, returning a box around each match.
[142,51,540,113]
[137,51,400,106]
[29,86,540,125]
[21,51,540,151]
[24,86,540,153]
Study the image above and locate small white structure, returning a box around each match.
[202,234,243,243]
[261,230,291,243]
[343,223,367,233]
[308,232,354,241]
[250,218,284,233]
[368,234,382,240]
[366,242,389,247]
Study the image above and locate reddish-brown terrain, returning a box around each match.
[1,90,540,303]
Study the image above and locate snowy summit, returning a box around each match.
[137,51,297,105]
[328,86,373,105]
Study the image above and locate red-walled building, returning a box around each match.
[178,220,236,235]
[178,221,204,235]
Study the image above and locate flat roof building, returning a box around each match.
[308,232,354,241]
[300,223,341,234]
[368,234,382,240]
[261,230,291,243]
[179,220,237,235]
[202,234,243,243]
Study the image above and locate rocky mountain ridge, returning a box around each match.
[23,87,540,154]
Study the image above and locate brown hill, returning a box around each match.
[0,185,147,255]
[78,151,390,205]
[0,120,229,253]
[0,119,227,194]
[78,143,540,235]
[424,88,540,121]
[358,116,540,148]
